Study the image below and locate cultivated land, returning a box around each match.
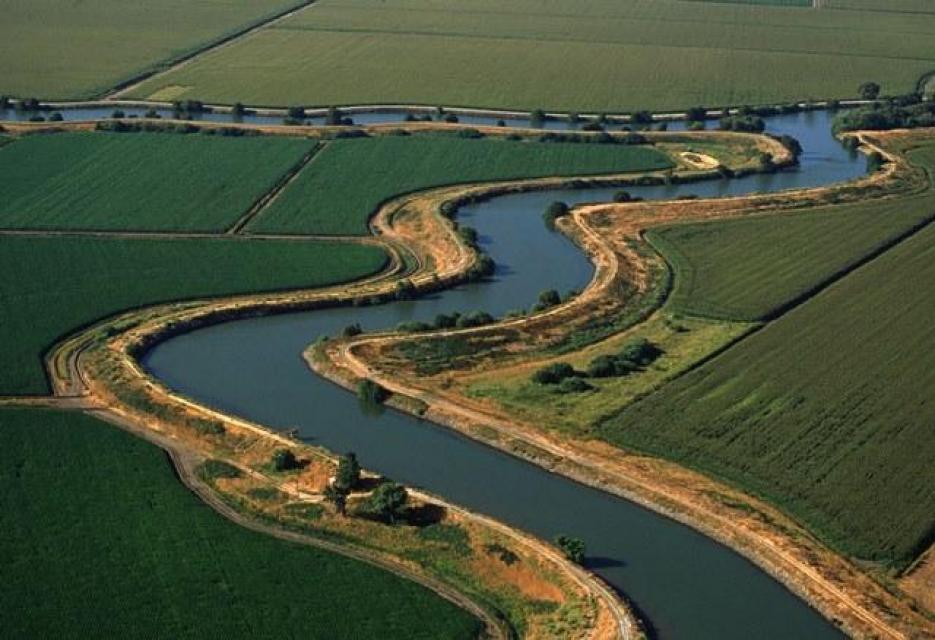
[0,132,315,232]
[0,235,387,395]
[0,407,482,639]
[0,0,307,99]
[647,181,935,321]
[128,0,935,111]
[251,134,674,235]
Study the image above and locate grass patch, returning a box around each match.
[0,0,307,99]
[0,132,315,232]
[128,0,935,111]
[250,135,673,235]
[0,407,482,638]
[600,183,935,570]
[0,235,387,395]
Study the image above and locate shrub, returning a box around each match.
[858,81,881,101]
[434,313,460,329]
[465,253,495,281]
[555,535,586,564]
[867,151,885,173]
[455,311,494,328]
[394,279,416,300]
[631,110,653,125]
[334,452,361,492]
[529,109,546,127]
[271,449,300,472]
[287,105,306,120]
[357,379,389,404]
[718,115,765,133]
[532,362,576,385]
[557,377,593,394]
[365,482,409,524]
[198,459,243,481]
[685,106,707,122]
[538,289,561,308]
[543,201,570,229]
[485,543,519,565]
[342,323,363,338]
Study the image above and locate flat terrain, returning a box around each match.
[0,235,386,395]
[129,0,935,112]
[648,181,935,321]
[600,151,935,569]
[251,134,673,235]
[0,132,314,232]
[0,407,481,638]
[0,0,305,99]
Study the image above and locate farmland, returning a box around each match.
[251,134,674,235]
[600,194,935,570]
[0,0,308,99]
[648,180,935,321]
[0,235,387,395]
[0,407,481,639]
[128,0,935,112]
[0,132,315,232]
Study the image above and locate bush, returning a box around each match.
[334,452,361,492]
[858,81,881,101]
[456,311,494,328]
[443,113,459,123]
[112,110,125,119]
[685,106,707,122]
[718,115,765,133]
[538,289,561,308]
[271,449,300,472]
[198,459,243,481]
[587,339,662,378]
[396,321,432,333]
[557,377,593,394]
[631,110,653,125]
[434,313,460,329]
[529,109,546,127]
[342,323,363,338]
[49,112,63,122]
[465,253,496,281]
[867,151,885,173]
[394,279,416,300]
[365,482,409,524]
[287,105,306,120]
[555,535,586,564]
[542,201,570,229]
[532,362,576,385]
[613,190,633,203]
[358,379,389,404]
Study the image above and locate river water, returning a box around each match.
[144,111,859,639]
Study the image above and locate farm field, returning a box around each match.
[0,132,315,232]
[128,0,935,112]
[600,194,935,570]
[647,179,935,321]
[0,407,481,639]
[251,134,674,235]
[0,0,307,99]
[0,235,387,396]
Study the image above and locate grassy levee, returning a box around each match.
[0,132,315,232]
[0,236,387,395]
[647,184,935,321]
[600,180,935,570]
[250,134,673,235]
[0,407,482,639]
[0,0,308,99]
[128,0,935,112]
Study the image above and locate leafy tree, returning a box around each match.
[0,96,11,110]
[324,484,348,516]
[529,109,546,127]
[858,82,881,101]
[631,110,653,125]
[686,106,707,122]
[394,279,416,300]
[538,289,561,308]
[342,323,363,338]
[542,201,570,229]
[334,452,361,492]
[49,112,64,122]
[567,112,580,124]
[231,102,246,117]
[272,449,300,472]
[357,379,389,404]
[112,109,125,119]
[613,190,633,203]
[434,313,460,329]
[555,535,586,564]
[455,310,494,328]
[557,377,593,394]
[367,482,409,524]
[867,151,885,173]
[532,362,576,385]
[287,105,306,120]
[325,107,343,126]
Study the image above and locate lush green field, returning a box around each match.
[600,201,935,570]
[0,236,386,395]
[129,0,935,112]
[0,407,481,638]
[0,0,306,99]
[251,134,673,235]
[0,132,314,232]
[648,187,935,321]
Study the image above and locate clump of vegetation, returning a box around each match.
[554,535,586,565]
[456,311,495,328]
[543,201,570,230]
[271,449,300,472]
[485,543,519,565]
[197,459,242,482]
[342,323,363,338]
[532,362,577,385]
[357,378,389,405]
[334,452,361,492]
[394,279,416,300]
[833,97,935,133]
[364,482,409,524]
[557,377,593,394]
[587,339,663,378]
[418,524,472,556]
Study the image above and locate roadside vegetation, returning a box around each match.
[250,133,673,235]
[128,0,935,111]
[0,407,482,639]
[0,235,387,395]
[0,132,314,232]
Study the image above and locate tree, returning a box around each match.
[357,379,389,405]
[529,109,546,127]
[631,110,653,125]
[334,452,361,492]
[686,106,707,122]
[325,107,343,126]
[342,323,363,338]
[555,535,586,564]
[394,279,416,300]
[367,482,409,524]
[324,484,348,516]
[532,362,576,385]
[272,449,299,472]
[542,201,570,229]
[231,102,246,117]
[538,289,561,308]
[287,105,306,120]
[858,82,881,101]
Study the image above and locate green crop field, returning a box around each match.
[648,186,935,321]
[0,236,386,395]
[0,407,481,638]
[128,0,935,112]
[0,132,314,232]
[599,150,935,569]
[250,134,673,235]
[0,0,306,99]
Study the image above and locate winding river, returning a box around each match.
[144,111,860,639]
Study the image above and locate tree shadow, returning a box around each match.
[585,556,628,569]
